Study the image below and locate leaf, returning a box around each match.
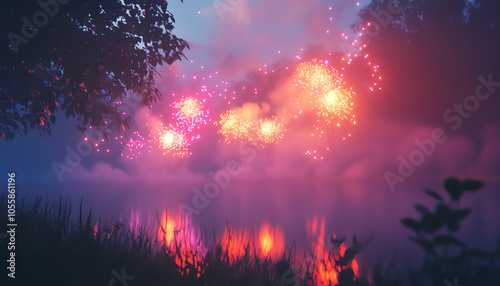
[450,208,471,221]
[438,207,470,233]
[422,210,445,234]
[445,221,460,233]
[444,177,463,201]
[415,204,429,214]
[432,235,462,246]
[462,179,483,192]
[424,189,443,201]
[466,249,490,260]
[410,237,437,257]
[401,218,421,234]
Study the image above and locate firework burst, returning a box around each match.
[293,59,356,124]
[216,110,256,144]
[80,4,380,162]
[154,125,190,158]
[296,61,336,95]
[317,88,355,125]
[172,97,209,133]
[291,59,357,159]
[256,118,286,146]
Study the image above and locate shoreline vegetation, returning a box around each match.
[0,177,498,285]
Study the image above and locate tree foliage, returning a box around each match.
[351,0,500,122]
[1,0,189,140]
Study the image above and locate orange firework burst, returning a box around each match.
[157,126,190,158]
[293,59,356,126]
[292,59,357,159]
[317,88,355,125]
[216,110,255,144]
[256,118,286,146]
[294,60,354,118]
[296,60,337,95]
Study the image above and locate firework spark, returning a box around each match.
[155,126,190,158]
[256,118,286,146]
[293,59,356,124]
[216,110,255,144]
[80,8,377,161]
[331,2,383,92]
[291,59,357,159]
[296,61,337,95]
[119,131,153,160]
[172,97,209,133]
[317,88,354,125]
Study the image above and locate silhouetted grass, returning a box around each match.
[1,177,498,286]
[0,194,364,286]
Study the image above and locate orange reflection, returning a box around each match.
[306,216,359,285]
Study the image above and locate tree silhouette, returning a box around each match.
[349,0,500,124]
[1,0,189,140]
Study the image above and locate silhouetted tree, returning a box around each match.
[347,0,500,125]
[1,0,189,140]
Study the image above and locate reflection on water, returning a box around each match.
[19,178,500,267]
